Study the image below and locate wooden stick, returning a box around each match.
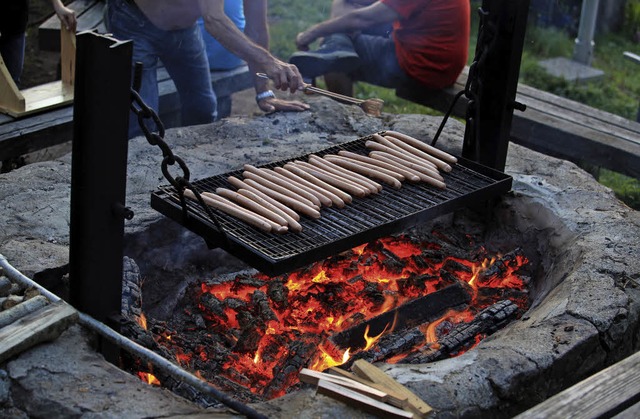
[316,379,414,419]
[299,368,388,401]
[328,367,409,408]
[352,359,433,418]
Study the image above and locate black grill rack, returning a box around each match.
[150,137,512,276]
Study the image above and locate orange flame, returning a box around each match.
[151,234,529,398]
[137,372,160,386]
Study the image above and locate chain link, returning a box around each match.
[129,88,228,240]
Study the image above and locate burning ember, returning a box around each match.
[138,231,529,401]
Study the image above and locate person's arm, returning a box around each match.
[199,0,303,93]
[50,0,77,31]
[243,0,309,113]
[296,1,398,51]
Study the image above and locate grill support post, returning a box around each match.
[69,32,132,333]
[462,0,530,171]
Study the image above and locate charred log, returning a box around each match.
[403,300,519,364]
[262,337,321,399]
[344,327,426,367]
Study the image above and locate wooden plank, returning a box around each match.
[352,359,433,418]
[299,368,389,402]
[0,106,74,162]
[316,379,414,419]
[61,26,76,86]
[0,301,78,363]
[0,57,26,114]
[328,366,409,408]
[514,350,640,419]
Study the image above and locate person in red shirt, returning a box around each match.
[290,0,469,97]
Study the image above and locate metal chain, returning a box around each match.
[431,6,495,151]
[129,88,228,240]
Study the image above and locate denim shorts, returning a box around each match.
[350,33,411,89]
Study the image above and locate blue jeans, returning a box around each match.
[106,0,217,138]
[350,34,410,89]
[0,32,26,87]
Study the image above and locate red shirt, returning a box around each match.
[381,0,470,89]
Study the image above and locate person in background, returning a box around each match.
[198,0,309,114]
[106,0,306,138]
[290,0,469,98]
[0,0,77,87]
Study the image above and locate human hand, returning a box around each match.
[262,59,305,94]
[54,5,77,32]
[295,31,315,51]
[257,96,310,114]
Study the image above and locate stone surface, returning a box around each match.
[0,95,639,418]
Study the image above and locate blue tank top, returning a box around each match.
[198,0,245,71]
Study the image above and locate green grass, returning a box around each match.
[267,0,640,209]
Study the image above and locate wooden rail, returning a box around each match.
[514,350,640,418]
[397,67,640,179]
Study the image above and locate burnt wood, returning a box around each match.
[397,67,640,179]
[331,282,471,353]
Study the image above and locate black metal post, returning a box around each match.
[462,0,530,171]
[69,32,132,326]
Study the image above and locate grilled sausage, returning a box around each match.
[366,140,444,180]
[243,164,323,208]
[227,176,301,221]
[273,166,336,208]
[383,135,453,173]
[242,171,320,211]
[337,150,420,182]
[370,134,448,172]
[292,161,369,198]
[323,155,403,189]
[369,152,447,189]
[236,188,303,233]
[244,178,322,219]
[183,189,276,233]
[283,163,351,205]
[215,187,289,227]
[384,130,458,164]
[308,154,382,193]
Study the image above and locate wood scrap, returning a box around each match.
[352,359,433,418]
[0,301,78,363]
[299,368,388,402]
[327,366,408,408]
[316,379,414,419]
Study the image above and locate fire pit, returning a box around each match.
[0,95,639,418]
[111,97,639,417]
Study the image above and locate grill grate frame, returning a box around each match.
[150,136,512,276]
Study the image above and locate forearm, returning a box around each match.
[243,0,271,93]
[202,13,272,71]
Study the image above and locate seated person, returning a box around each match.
[198,0,308,114]
[290,0,469,97]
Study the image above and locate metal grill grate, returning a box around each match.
[150,137,512,276]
